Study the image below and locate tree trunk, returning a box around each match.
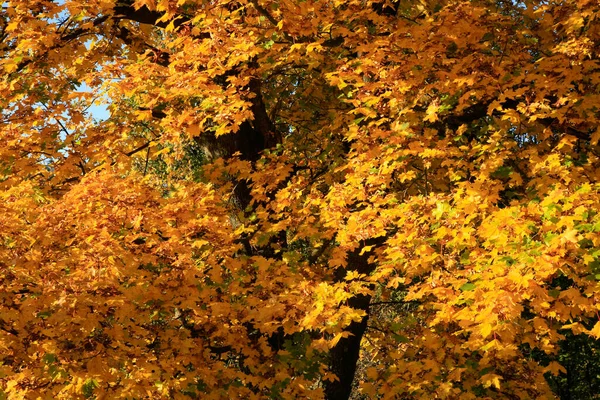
[324,240,382,399]
[114,5,378,398]
[325,293,371,400]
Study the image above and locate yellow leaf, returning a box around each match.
[329,332,352,348]
[544,361,566,376]
[480,323,493,339]
[360,382,378,397]
[487,100,503,115]
[366,367,378,380]
[6,21,19,32]
[132,214,143,230]
[4,59,18,73]
[188,124,201,137]
[589,321,600,338]
[359,245,373,255]
[322,372,339,382]
[481,373,502,389]
[424,102,440,122]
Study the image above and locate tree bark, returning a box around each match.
[325,293,371,400]
[324,239,384,399]
[108,5,378,398]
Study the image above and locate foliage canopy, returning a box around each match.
[1,0,600,398]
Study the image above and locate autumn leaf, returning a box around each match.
[424,101,440,122]
[1,0,600,399]
[481,373,502,389]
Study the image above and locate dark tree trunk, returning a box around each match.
[323,239,383,399]
[113,5,380,398]
[324,293,371,400]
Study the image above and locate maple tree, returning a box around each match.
[1,0,600,398]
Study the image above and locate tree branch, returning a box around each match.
[112,1,210,39]
[440,98,592,141]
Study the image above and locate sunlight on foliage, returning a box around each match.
[1,0,600,398]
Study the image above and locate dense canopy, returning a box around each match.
[1,0,600,398]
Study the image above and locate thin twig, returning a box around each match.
[143,145,150,176]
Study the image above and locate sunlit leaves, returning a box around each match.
[1,0,600,398]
